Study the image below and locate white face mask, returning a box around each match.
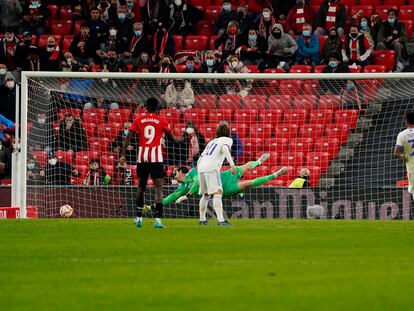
[123,129,129,135]
[186,127,194,134]
[101,78,109,83]
[0,69,6,75]
[175,0,182,5]
[48,158,57,166]
[263,11,270,19]
[6,80,15,89]
[27,163,35,169]
[231,61,239,68]
[38,118,46,124]
[109,29,117,36]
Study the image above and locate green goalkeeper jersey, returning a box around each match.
[163,168,199,205]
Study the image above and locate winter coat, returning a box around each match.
[164,81,195,110]
[267,23,298,57]
[57,118,87,152]
[167,3,204,35]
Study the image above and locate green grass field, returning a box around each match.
[1,219,414,311]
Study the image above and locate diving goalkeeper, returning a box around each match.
[162,153,288,224]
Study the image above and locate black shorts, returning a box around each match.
[136,162,165,181]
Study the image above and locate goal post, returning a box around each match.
[14,71,414,219]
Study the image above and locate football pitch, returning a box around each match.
[1,219,414,311]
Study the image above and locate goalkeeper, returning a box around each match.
[161,153,288,224]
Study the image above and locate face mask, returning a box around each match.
[141,57,148,63]
[329,34,337,40]
[28,163,35,169]
[329,61,337,68]
[6,81,15,89]
[38,118,46,124]
[350,33,358,39]
[360,21,367,29]
[134,30,141,36]
[388,18,395,24]
[108,56,116,62]
[49,159,57,166]
[123,129,129,135]
[303,30,310,36]
[48,44,55,48]
[228,27,237,35]
[31,1,39,8]
[109,29,117,36]
[6,37,14,42]
[273,32,281,39]
[0,69,6,75]
[248,34,257,41]
[175,0,182,6]
[118,13,126,20]
[262,11,270,19]
[296,1,304,7]
[127,2,134,8]
[186,64,194,71]
[186,127,194,134]
[347,83,354,90]
[162,61,170,67]
[223,4,231,11]
[66,58,72,65]
[206,59,214,66]
[231,61,238,68]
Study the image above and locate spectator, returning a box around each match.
[0,29,20,76]
[152,23,175,63]
[167,0,204,35]
[131,51,154,72]
[20,0,50,36]
[26,155,42,185]
[97,0,111,22]
[183,56,198,73]
[0,0,22,34]
[321,53,350,94]
[270,0,297,19]
[230,131,243,164]
[14,31,32,72]
[225,54,252,98]
[0,72,17,122]
[0,64,6,85]
[140,0,169,34]
[314,0,346,36]
[182,120,206,166]
[60,51,81,72]
[25,45,43,71]
[102,49,128,72]
[377,9,407,73]
[235,4,253,37]
[42,152,79,186]
[84,97,119,110]
[0,113,14,144]
[238,28,266,66]
[214,0,237,35]
[286,0,315,35]
[341,80,362,110]
[40,36,61,71]
[258,23,298,72]
[87,7,109,51]
[96,23,128,58]
[295,23,320,66]
[199,51,224,86]
[289,168,311,188]
[112,121,138,165]
[0,139,11,180]
[84,159,111,186]
[28,111,53,153]
[126,0,141,22]
[111,5,133,40]
[112,158,133,185]
[158,54,176,73]
[256,6,276,45]
[69,23,98,66]
[122,22,152,64]
[57,113,87,152]
[342,25,372,68]
[321,26,343,64]
[164,79,195,112]
[214,21,244,62]
[359,17,375,49]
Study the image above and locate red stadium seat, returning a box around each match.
[62,35,74,51]
[173,35,183,50]
[184,35,209,50]
[243,166,270,180]
[195,94,217,109]
[97,123,122,141]
[363,65,386,73]
[271,165,295,182]
[313,65,327,73]
[384,0,404,5]
[233,109,257,124]
[292,95,317,110]
[310,0,324,4]
[324,123,350,144]
[258,109,284,125]
[209,35,219,49]
[48,4,59,20]
[303,80,320,95]
[198,124,216,140]
[101,152,117,166]
[266,179,288,187]
[245,65,260,73]
[205,6,221,20]
[82,123,97,139]
[279,152,304,168]
[230,123,249,138]
[299,124,325,139]
[55,150,74,165]
[318,95,342,110]
[373,50,395,72]
[249,123,273,139]
[243,138,263,154]
[260,151,279,167]
[400,6,414,20]
[192,0,211,5]
[31,151,47,168]
[183,108,208,127]
[279,80,303,95]
[107,109,131,124]
[196,20,213,36]
[289,138,314,153]
[243,95,267,109]
[160,109,181,124]
[348,65,362,73]
[58,108,81,119]
[375,6,397,20]
[401,20,414,38]
[274,124,299,139]
[334,109,359,129]
[341,0,356,4]
[172,123,186,135]
[74,151,100,166]
[265,138,289,152]
[314,137,340,160]
[102,165,114,178]
[349,6,374,18]
[38,34,62,47]
[72,165,88,184]
[89,137,111,153]
[208,109,232,123]
[49,20,73,36]
[289,65,312,73]
[309,109,333,124]
[296,166,321,187]
[218,94,242,109]
[306,152,330,173]
[359,0,380,5]
[59,6,73,20]
[268,95,291,109]
[283,109,307,124]
[82,109,106,125]
[73,20,86,34]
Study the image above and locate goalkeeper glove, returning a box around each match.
[175,196,188,204]
[142,204,152,213]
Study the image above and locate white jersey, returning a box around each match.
[396,128,414,173]
[197,137,233,173]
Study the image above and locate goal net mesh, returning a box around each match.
[22,73,413,220]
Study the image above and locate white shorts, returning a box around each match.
[198,170,222,195]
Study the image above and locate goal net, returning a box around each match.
[14,71,414,220]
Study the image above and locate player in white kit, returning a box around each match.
[197,121,235,226]
[394,112,414,199]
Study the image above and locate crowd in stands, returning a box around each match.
[0,0,413,185]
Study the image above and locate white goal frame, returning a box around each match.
[14,70,414,219]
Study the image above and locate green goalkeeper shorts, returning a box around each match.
[221,167,243,197]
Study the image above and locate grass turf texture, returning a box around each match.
[1,219,414,311]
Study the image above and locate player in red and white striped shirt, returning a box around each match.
[121,97,182,228]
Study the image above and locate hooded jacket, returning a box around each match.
[164,81,195,110]
[225,57,252,93]
[267,23,298,57]
[0,72,16,121]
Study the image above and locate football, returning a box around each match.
[306,205,324,219]
[59,205,73,218]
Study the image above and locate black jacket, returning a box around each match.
[44,161,75,185]
[214,9,237,33]
[168,3,204,35]
[69,33,98,58]
[57,118,87,152]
